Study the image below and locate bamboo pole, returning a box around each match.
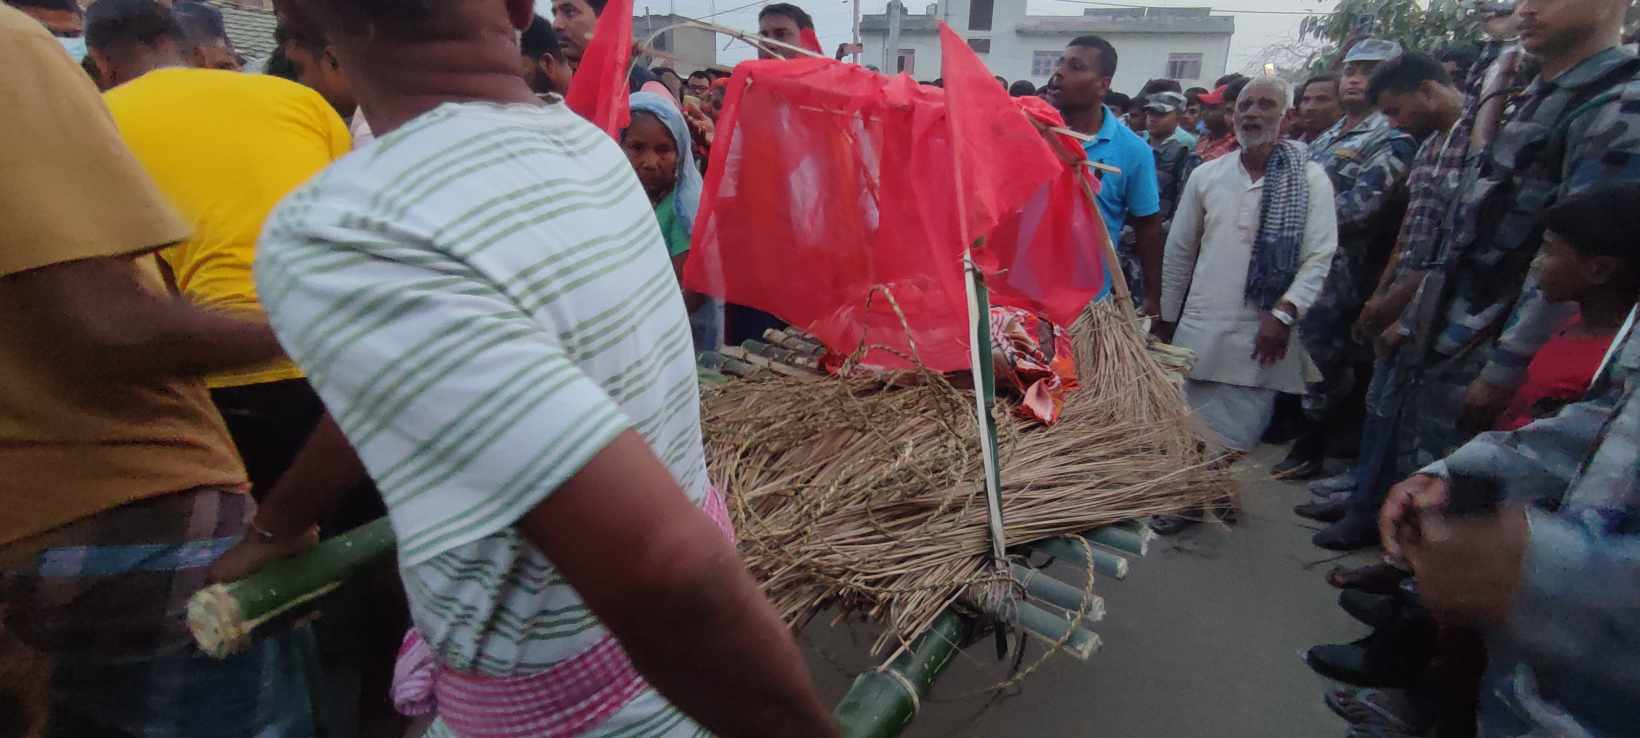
[1015,601,1101,660]
[188,518,396,658]
[1030,536,1130,579]
[1009,563,1104,619]
[1085,525,1152,557]
[834,609,971,738]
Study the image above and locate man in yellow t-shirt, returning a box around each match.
[89,0,350,496]
[0,5,318,735]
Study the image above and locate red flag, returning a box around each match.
[938,23,1059,248]
[565,0,633,136]
[799,27,823,55]
[685,57,1107,371]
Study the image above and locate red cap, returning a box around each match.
[1197,84,1230,105]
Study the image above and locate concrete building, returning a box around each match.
[860,1,1233,95]
[633,13,719,76]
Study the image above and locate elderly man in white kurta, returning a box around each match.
[1158,77,1338,454]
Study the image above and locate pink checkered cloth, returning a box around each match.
[391,485,737,737]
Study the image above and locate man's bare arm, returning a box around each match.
[523,431,838,738]
[207,413,372,583]
[1,255,285,382]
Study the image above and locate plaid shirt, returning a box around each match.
[1425,315,1640,737]
[1420,48,1640,387]
[1388,124,1467,284]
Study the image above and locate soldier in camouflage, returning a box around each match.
[1272,39,1419,480]
[1144,91,1193,225]
[1115,92,1195,305]
[1379,184,1640,738]
[1388,0,1640,520]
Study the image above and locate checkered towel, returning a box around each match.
[1244,139,1312,310]
[392,485,736,737]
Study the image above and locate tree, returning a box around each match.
[1297,0,1478,67]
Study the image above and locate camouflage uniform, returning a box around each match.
[1299,112,1417,412]
[1116,133,1192,306]
[1395,47,1640,476]
[1422,318,1640,737]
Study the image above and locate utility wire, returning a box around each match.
[1055,0,1325,16]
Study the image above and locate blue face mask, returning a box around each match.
[57,36,87,62]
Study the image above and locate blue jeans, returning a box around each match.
[1346,358,1403,521]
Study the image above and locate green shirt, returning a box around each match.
[654,193,690,258]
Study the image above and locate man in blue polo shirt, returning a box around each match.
[1046,35,1163,316]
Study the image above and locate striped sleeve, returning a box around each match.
[256,204,632,566]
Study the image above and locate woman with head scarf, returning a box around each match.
[623,91,721,352]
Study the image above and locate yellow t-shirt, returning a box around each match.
[105,67,350,388]
[0,6,247,547]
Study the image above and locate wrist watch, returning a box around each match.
[1270,307,1296,327]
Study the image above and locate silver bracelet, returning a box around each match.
[1270,307,1296,326]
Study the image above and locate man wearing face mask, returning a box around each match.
[1272,39,1417,486]
[8,0,86,60]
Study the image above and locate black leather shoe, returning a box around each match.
[1340,590,1399,629]
[1271,453,1323,480]
[1314,514,1381,551]
[1272,425,1325,480]
[1294,498,1349,523]
[1303,639,1420,688]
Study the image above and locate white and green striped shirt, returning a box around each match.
[257,101,709,736]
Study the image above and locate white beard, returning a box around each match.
[1236,127,1277,150]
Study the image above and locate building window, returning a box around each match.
[1031,50,1059,77]
[967,38,990,54]
[896,49,915,75]
[969,0,993,31]
[1166,52,1203,80]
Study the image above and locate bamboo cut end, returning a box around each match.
[187,584,250,659]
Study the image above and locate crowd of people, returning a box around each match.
[1,0,1638,736]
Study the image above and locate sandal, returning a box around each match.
[1324,688,1430,734]
[1325,562,1409,595]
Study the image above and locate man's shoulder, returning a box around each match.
[108,68,329,117]
[264,102,625,247]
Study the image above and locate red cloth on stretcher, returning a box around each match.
[683,28,1110,372]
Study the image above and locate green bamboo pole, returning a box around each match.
[1009,563,1105,621]
[834,609,971,738]
[188,517,396,658]
[1029,537,1131,579]
[1085,525,1152,557]
[1015,601,1102,660]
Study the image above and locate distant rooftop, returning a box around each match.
[860,4,1233,35]
[203,0,279,62]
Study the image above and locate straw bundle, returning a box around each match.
[704,300,1230,653]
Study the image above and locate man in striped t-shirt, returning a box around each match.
[250,2,836,736]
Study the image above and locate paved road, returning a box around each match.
[803,445,1381,738]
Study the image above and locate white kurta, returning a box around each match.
[1160,152,1338,395]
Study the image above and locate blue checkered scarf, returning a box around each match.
[1244,139,1311,310]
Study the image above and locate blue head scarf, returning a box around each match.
[626,92,702,235]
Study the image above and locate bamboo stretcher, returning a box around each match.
[701,331,1164,738]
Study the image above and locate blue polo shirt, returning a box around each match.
[1081,105,1161,243]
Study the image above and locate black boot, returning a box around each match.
[1272,424,1325,480]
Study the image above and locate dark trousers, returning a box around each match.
[1346,358,1405,521]
[209,378,325,500]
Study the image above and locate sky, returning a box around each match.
[540,0,1339,74]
